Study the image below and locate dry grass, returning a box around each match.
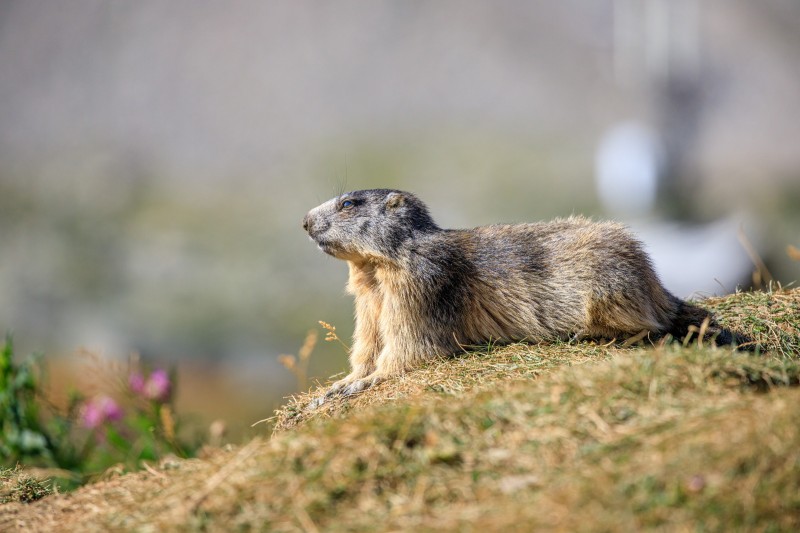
[0,468,52,504]
[273,340,615,433]
[704,286,800,357]
[2,288,799,532]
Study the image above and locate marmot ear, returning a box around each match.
[385,192,405,209]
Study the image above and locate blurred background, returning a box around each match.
[1,0,798,439]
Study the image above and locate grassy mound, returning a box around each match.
[1,288,798,532]
[273,288,798,432]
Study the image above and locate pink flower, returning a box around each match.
[82,395,123,429]
[128,372,145,394]
[129,368,172,402]
[143,369,171,402]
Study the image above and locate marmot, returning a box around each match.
[303,189,739,399]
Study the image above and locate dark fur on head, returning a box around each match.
[303,189,438,262]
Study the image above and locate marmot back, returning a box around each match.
[303,189,740,400]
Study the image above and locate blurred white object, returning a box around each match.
[631,218,756,299]
[595,122,662,217]
[596,121,758,298]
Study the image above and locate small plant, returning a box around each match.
[0,335,64,468]
[319,320,350,351]
[279,329,318,391]
[0,467,53,504]
[279,321,350,391]
[0,336,202,492]
[71,360,197,478]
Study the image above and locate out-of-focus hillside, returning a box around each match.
[0,1,798,432]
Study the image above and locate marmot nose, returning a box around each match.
[302,214,312,233]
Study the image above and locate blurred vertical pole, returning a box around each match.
[612,0,703,221]
[612,0,637,87]
[650,0,703,221]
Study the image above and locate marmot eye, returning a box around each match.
[341,200,354,209]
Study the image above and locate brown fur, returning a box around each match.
[303,189,736,400]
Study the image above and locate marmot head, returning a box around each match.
[303,189,439,262]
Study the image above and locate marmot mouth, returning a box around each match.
[314,239,339,256]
